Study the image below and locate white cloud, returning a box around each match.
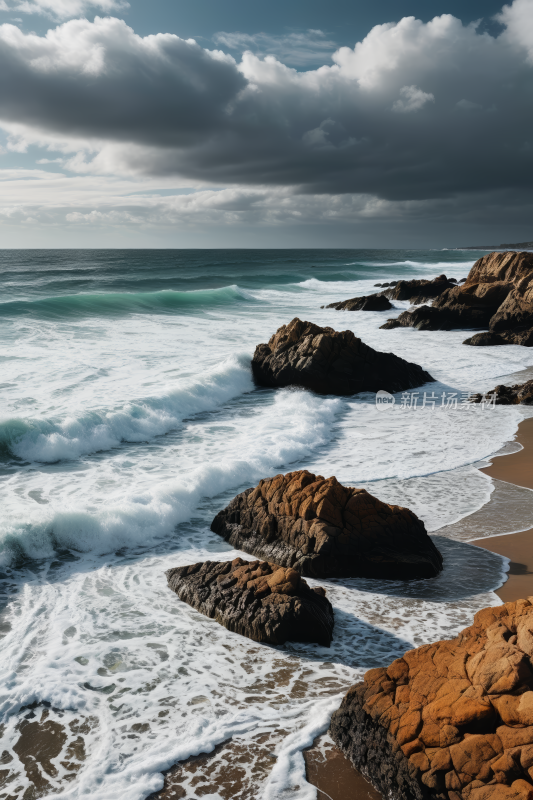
[2,0,128,20]
[0,2,533,241]
[392,85,435,113]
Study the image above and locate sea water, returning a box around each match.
[1,249,533,799]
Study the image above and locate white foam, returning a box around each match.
[1,353,254,463]
[0,389,341,565]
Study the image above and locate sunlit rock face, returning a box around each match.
[211,470,443,580]
[331,598,533,800]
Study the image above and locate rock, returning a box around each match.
[166,557,334,646]
[210,470,443,580]
[383,274,457,304]
[380,253,533,334]
[464,329,533,347]
[463,332,508,346]
[251,317,434,395]
[470,381,533,406]
[326,294,393,312]
[331,598,533,800]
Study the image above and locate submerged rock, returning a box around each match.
[326,294,393,311]
[211,470,443,580]
[470,380,533,405]
[331,597,533,800]
[251,317,434,395]
[166,557,334,646]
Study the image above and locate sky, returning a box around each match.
[0,0,532,248]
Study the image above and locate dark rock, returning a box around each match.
[459,278,467,283]
[383,274,457,304]
[470,380,533,405]
[211,470,443,580]
[166,557,334,646]
[330,599,533,800]
[464,328,533,347]
[251,317,434,395]
[463,332,508,346]
[380,304,492,332]
[326,294,393,312]
[374,283,383,287]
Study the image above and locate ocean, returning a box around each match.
[1,248,532,800]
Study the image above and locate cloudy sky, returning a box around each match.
[0,0,532,247]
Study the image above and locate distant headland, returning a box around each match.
[459,239,533,250]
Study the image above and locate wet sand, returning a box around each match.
[475,417,533,603]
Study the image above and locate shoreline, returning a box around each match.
[302,416,533,799]
[473,416,533,603]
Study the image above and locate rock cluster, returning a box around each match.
[166,557,334,646]
[470,381,533,406]
[379,252,533,341]
[211,470,443,580]
[383,275,458,305]
[326,276,456,314]
[330,598,533,800]
[251,318,434,395]
[325,294,393,312]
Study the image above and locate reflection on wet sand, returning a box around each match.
[0,704,94,800]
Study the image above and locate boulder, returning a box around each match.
[380,253,533,334]
[326,294,393,312]
[251,318,434,395]
[331,598,533,800]
[470,381,533,406]
[210,470,443,580]
[166,557,334,646]
[464,330,533,347]
[463,332,508,347]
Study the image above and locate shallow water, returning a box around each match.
[0,248,532,799]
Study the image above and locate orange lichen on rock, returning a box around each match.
[211,469,443,580]
[331,598,533,800]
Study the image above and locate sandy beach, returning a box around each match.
[475,416,533,603]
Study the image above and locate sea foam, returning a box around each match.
[0,353,254,463]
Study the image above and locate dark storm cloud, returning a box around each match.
[1,2,533,201]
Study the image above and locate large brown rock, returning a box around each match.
[380,253,533,336]
[251,318,434,395]
[210,470,443,580]
[165,557,334,646]
[330,598,533,800]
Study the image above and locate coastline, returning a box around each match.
[474,416,533,602]
[302,416,533,799]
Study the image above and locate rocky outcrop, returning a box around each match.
[470,381,533,405]
[165,557,334,646]
[210,470,443,580]
[380,253,533,335]
[464,330,533,347]
[383,275,458,304]
[331,598,533,800]
[326,294,393,311]
[251,318,434,395]
[327,276,456,314]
